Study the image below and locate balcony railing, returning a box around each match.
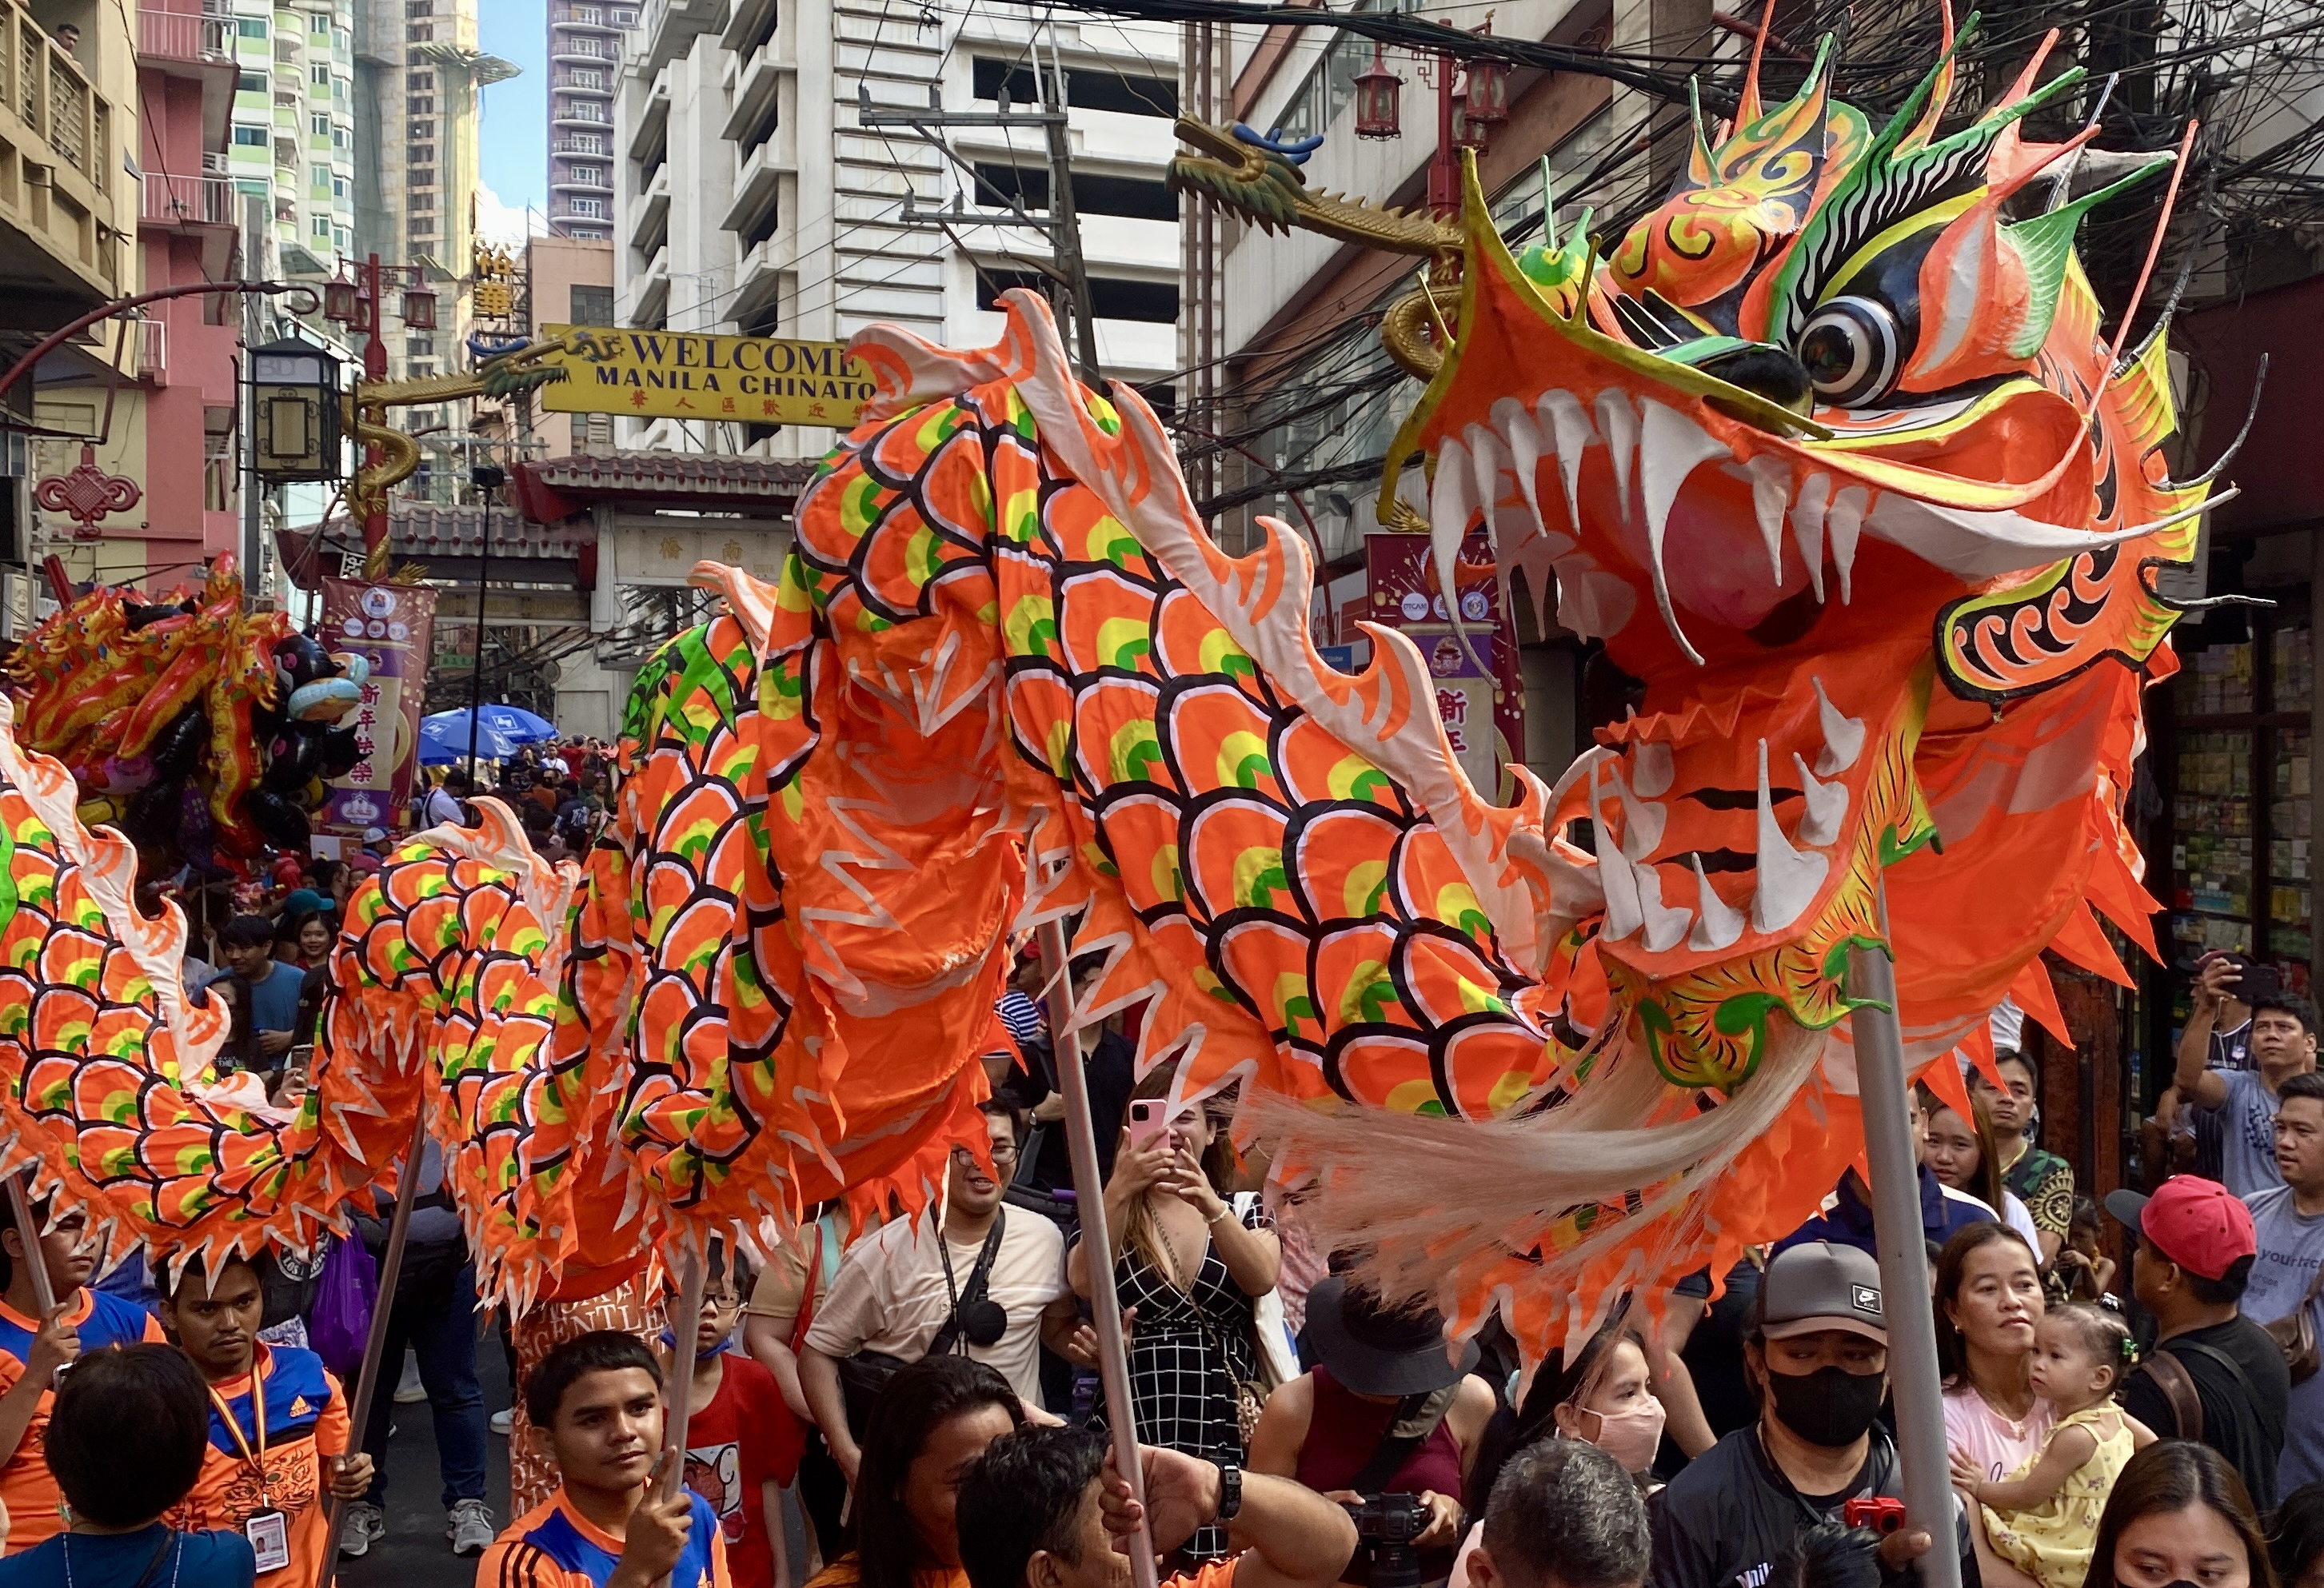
[141,171,235,226]
[138,10,232,63]
[8,10,109,192]
[551,138,610,155]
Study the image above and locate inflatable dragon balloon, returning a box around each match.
[0,20,2214,1347]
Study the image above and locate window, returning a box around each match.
[613,8,637,23]
[312,214,330,235]
[238,72,265,93]
[409,144,434,166]
[332,124,349,149]
[408,96,434,114]
[971,162,1176,221]
[565,165,604,185]
[971,59,1178,118]
[333,175,349,198]
[409,190,434,209]
[410,168,436,189]
[570,284,613,322]
[976,269,1177,322]
[409,120,433,139]
[408,24,432,41]
[237,18,266,37]
[311,63,329,86]
[409,70,434,90]
[572,68,605,88]
[312,113,329,135]
[409,215,435,233]
[311,162,330,185]
[573,4,602,21]
[233,126,267,147]
[407,0,433,12]
[571,197,605,217]
[570,131,605,154]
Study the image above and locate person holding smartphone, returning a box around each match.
[2175,956,2318,1199]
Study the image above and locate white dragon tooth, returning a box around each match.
[1590,760,1643,940]
[1538,389,1596,532]
[1751,738,1831,934]
[1467,423,1507,534]
[1632,740,1674,799]
[1636,861,1693,952]
[1811,675,1865,775]
[1828,485,1868,604]
[1594,389,1639,524]
[1431,439,1476,537]
[1607,764,1667,861]
[1791,473,1832,603]
[1791,751,1848,847]
[1688,855,1745,951]
[1745,454,1793,584]
[1636,399,1727,669]
[1496,402,1550,541]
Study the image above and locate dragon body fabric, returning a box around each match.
[0,28,2208,1347]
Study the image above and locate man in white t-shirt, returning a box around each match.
[799,1101,1083,1481]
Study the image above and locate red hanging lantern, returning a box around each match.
[401,286,439,330]
[1353,45,1404,139]
[323,276,358,322]
[1449,87,1488,150]
[1463,52,1509,127]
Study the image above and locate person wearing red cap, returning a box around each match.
[2108,1176,2289,1507]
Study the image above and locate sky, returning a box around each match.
[477,1,549,243]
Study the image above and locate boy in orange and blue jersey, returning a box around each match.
[478,1331,729,1588]
[0,1194,166,1554]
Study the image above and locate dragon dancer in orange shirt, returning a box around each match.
[158,1253,373,1587]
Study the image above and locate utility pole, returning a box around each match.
[857,18,1104,388]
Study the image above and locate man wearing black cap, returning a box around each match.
[2108,1176,2288,1508]
[1648,1242,1975,1588]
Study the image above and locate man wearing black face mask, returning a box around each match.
[1648,1242,1979,1588]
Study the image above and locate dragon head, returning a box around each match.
[1391,26,2202,1093]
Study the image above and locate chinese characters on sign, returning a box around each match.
[1364,532,1525,801]
[539,325,871,427]
[317,578,437,838]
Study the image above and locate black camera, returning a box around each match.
[1340,1493,1429,1588]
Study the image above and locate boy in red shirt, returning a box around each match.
[0,1192,166,1554]
[676,1251,801,1588]
[157,1252,373,1586]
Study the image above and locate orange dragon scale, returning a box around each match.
[0,20,2207,1351]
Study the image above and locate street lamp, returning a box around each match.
[401,286,438,331]
[251,338,345,484]
[323,274,359,324]
[1463,49,1510,130]
[1354,46,1404,139]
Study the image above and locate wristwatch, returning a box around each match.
[1216,1462,1244,1523]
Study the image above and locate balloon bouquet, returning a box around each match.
[5,560,368,872]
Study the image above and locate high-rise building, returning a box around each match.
[225,0,354,275]
[351,0,514,380]
[547,0,637,241]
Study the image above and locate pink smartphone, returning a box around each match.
[1126,1099,1170,1152]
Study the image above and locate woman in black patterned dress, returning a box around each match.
[1068,1083,1280,1564]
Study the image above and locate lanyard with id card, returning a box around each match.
[209,1371,293,1574]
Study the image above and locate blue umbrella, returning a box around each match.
[418,705,561,764]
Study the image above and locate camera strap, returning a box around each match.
[931,1209,1008,1356]
[1349,1382,1459,1494]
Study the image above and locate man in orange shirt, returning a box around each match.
[956,1431,1356,1588]
[477,1331,729,1588]
[158,1252,373,1586]
[0,1191,166,1554]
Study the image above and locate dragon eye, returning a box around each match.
[1795,297,1902,408]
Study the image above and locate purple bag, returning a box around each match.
[307,1235,376,1381]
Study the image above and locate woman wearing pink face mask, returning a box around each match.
[1447,1320,1666,1588]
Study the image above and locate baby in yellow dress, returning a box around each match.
[1951,1304,2154,1588]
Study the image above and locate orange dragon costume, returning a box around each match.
[0,19,2218,1348]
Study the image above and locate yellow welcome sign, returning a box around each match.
[540,325,873,426]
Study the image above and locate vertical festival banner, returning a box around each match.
[318,577,437,837]
[1363,532,1525,801]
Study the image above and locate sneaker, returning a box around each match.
[448,1498,496,1557]
[489,1407,513,1436]
[393,1352,427,1404]
[341,1502,385,1558]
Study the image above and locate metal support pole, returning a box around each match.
[3,1178,58,1320]
[660,1241,708,1495]
[315,1105,432,1588]
[1036,36,1103,386]
[467,487,490,780]
[1035,920,1159,1588]
[1848,908,1963,1588]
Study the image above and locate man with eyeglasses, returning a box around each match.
[800,1100,1084,1484]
